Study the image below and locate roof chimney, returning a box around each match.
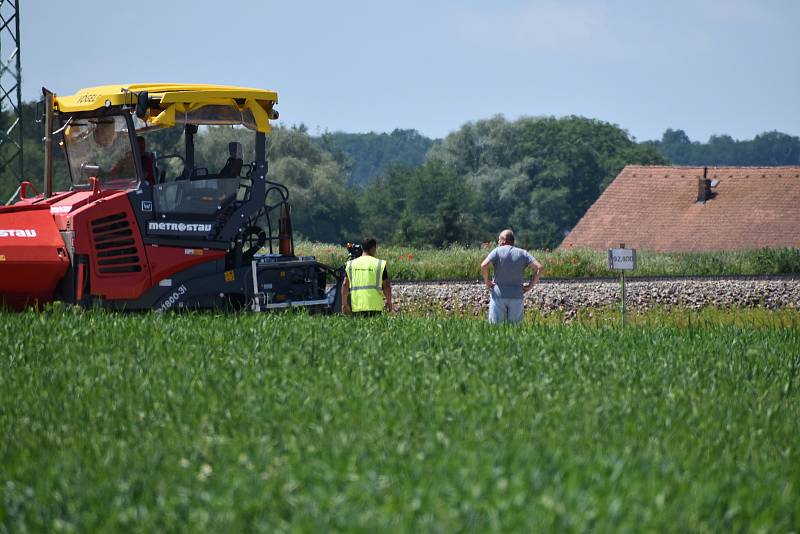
[697,167,715,203]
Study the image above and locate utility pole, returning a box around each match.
[0,0,23,190]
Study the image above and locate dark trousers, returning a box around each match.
[352,310,382,317]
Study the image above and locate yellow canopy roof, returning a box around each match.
[54,83,279,132]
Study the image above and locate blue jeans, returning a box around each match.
[488,295,524,324]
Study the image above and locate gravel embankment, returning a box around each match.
[394,278,800,315]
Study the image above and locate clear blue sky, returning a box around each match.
[20,0,800,142]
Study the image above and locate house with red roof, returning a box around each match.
[560,166,800,252]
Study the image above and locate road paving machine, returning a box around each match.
[0,83,342,312]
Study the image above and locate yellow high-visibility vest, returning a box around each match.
[346,255,386,312]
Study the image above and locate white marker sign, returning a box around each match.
[608,248,637,271]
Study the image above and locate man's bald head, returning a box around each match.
[498,229,515,245]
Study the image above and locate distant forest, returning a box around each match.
[2,100,799,248]
[643,128,800,167]
[320,127,800,187]
[315,129,436,187]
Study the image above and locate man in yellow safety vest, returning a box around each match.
[342,237,392,315]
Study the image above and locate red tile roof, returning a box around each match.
[560,166,800,252]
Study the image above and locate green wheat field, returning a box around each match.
[1,308,799,532]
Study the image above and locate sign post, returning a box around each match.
[608,243,637,328]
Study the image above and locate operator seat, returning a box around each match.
[218,142,244,178]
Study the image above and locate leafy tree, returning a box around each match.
[652,128,694,163]
[357,163,409,242]
[428,115,666,248]
[359,161,480,247]
[316,129,435,187]
[398,160,481,247]
[749,131,800,166]
[267,126,358,243]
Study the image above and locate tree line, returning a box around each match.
[2,101,799,249]
[644,128,800,167]
[316,129,436,187]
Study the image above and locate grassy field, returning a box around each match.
[296,241,800,280]
[1,308,799,532]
